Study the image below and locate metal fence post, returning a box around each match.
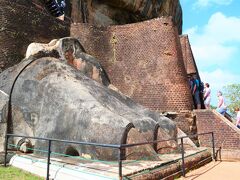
[4,135,9,167]
[211,132,216,161]
[46,140,52,180]
[118,146,123,180]
[180,137,185,177]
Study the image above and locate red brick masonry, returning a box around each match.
[71,18,194,112]
[195,110,240,151]
[180,35,198,75]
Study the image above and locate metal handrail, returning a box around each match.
[121,131,213,148]
[5,134,121,149]
[5,131,212,149]
[4,131,216,180]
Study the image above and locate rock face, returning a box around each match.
[11,0,182,34]
[26,37,110,86]
[0,0,182,73]
[0,0,69,72]
[0,90,8,151]
[0,0,188,112]
[0,38,178,160]
[69,0,183,34]
[0,1,198,161]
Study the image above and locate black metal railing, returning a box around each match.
[4,132,216,180]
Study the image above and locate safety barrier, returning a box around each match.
[3,132,216,180]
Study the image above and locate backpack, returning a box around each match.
[199,81,204,93]
[193,79,203,93]
[45,0,66,17]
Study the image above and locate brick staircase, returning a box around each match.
[194,109,240,160]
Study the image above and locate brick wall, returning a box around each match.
[71,18,194,112]
[171,112,198,144]
[195,109,240,150]
[172,113,193,135]
[180,35,197,75]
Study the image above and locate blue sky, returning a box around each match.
[180,0,240,106]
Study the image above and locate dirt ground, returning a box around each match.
[182,161,240,180]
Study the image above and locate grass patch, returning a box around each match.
[0,166,44,180]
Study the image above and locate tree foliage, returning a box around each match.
[210,105,217,109]
[223,84,240,114]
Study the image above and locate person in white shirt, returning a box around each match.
[235,108,240,129]
[216,91,227,115]
[203,83,211,109]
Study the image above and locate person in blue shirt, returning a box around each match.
[191,75,201,109]
[45,0,66,20]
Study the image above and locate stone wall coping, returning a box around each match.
[71,16,174,29]
[194,109,240,135]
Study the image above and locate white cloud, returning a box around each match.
[194,0,233,8]
[200,69,240,105]
[185,12,240,69]
[205,12,240,43]
[184,26,198,35]
[200,69,239,89]
[192,44,237,66]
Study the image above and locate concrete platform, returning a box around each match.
[9,147,212,180]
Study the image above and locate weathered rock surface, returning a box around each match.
[0,152,14,164]
[19,139,33,153]
[11,0,182,34]
[26,37,110,86]
[69,0,183,34]
[0,0,69,72]
[0,0,184,93]
[0,38,178,160]
[0,0,198,162]
[0,90,8,152]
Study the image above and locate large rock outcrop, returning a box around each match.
[0,38,178,160]
[0,0,69,72]
[69,0,183,34]
[10,0,182,34]
[0,0,182,73]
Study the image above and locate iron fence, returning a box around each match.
[4,132,216,180]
